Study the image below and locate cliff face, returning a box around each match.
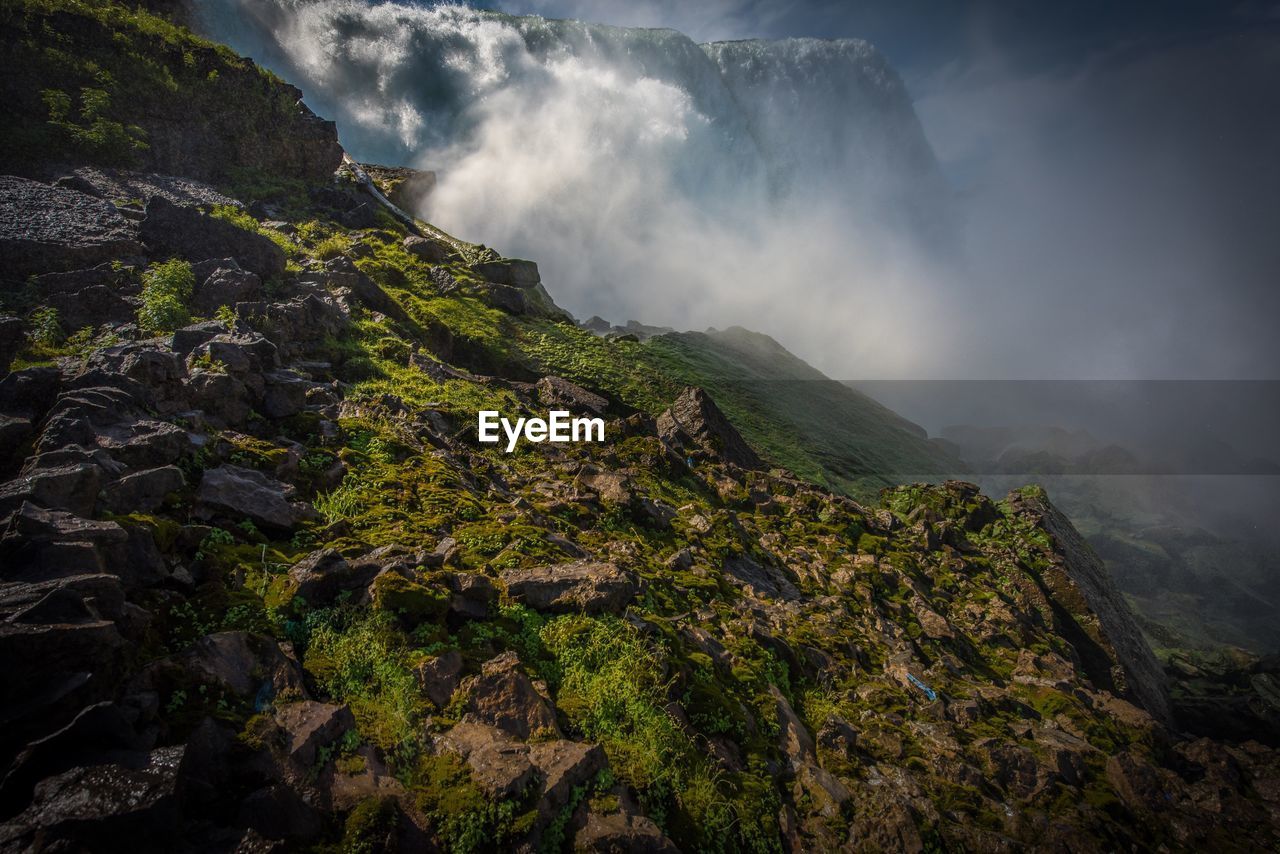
[0,1,342,183]
[0,2,1278,853]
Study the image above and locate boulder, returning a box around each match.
[101,465,184,513]
[0,176,143,280]
[140,196,285,279]
[261,370,314,419]
[34,387,189,470]
[459,651,561,740]
[529,739,606,828]
[196,465,309,532]
[413,650,463,709]
[46,284,135,331]
[0,315,23,373]
[537,375,608,416]
[0,746,186,851]
[442,571,495,619]
[436,721,536,799]
[501,561,635,615]
[575,809,680,853]
[193,262,261,314]
[657,386,762,469]
[177,631,307,702]
[470,258,541,288]
[303,256,408,322]
[272,701,355,766]
[0,461,102,517]
[403,234,459,263]
[288,549,381,605]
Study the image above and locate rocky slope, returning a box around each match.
[1,2,1279,852]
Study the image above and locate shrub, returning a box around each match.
[27,306,63,347]
[138,258,194,333]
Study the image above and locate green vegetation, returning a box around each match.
[137,258,194,333]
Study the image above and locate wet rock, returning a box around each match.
[0,746,185,851]
[101,465,184,513]
[657,386,763,470]
[140,196,285,279]
[501,561,635,615]
[0,176,143,279]
[196,465,310,532]
[459,651,561,740]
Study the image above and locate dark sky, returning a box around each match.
[476,0,1280,379]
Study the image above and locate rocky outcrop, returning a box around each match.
[501,560,636,615]
[140,196,286,279]
[658,386,764,469]
[0,177,143,281]
[195,465,312,532]
[1007,488,1173,726]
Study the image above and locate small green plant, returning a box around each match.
[138,258,195,333]
[27,306,63,348]
[214,304,237,326]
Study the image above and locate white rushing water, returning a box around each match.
[195,0,963,376]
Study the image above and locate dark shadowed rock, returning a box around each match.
[273,701,355,767]
[288,548,381,605]
[471,258,540,288]
[238,782,324,844]
[536,375,608,416]
[460,651,561,740]
[0,315,22,373]
[177,631,307,702]
[0,746,186,851]
[193,262,261,314]
[0,176,143,280]
[101,465,184,513]
[1006,488,1173,726]
[34,386,189,470]
[140,196,285,279]
[196,465,309,532]
[0,462,102,517]
[657,386,763,469]
[529,739,606,830]
[46,284,135,331]
[502,560,635,615]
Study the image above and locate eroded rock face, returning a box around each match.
[140,196,286,279]
[501,561,635,615]
[195,465,311,532]
[0,176,143,280]
[658,386,764,470]
[1007,489,1173,726]
[459,651,561,740]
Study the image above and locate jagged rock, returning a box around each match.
[0,461,102,517]
[436,721,536,799]
[0,315,22,373]
[238,783,324,844]
[171,320,231,357]
[101,465,184,513]
[459,651,561,740]
[273,701,355,767]
[175,631,306,702]
[299,258,406,322]
[34,387,189,471]
[723,554,800,601]
[46,284,135,331]
[657,386,763,470]
[0,176,143,280]
[323,745,407,811]
[196,465,309,532]
[0,746,186,851]
[0,572,127,627]
[364,164,437,211]
[241,294,349,361]
[529,739,606,829]
[575,809,680,853]
[193,261,261,314]
[414,651,464,709]
[577,467,631,503]
[288,548,380,605]
[140,196,285,279]
[403,234,458,263]
[502,561,635,615]
[442,570,496,619]
[470,258,541,288]
[537,375,609,415]
[1006,489,1173,726]
[261,370,314,419]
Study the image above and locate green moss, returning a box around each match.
[370,571,449,626]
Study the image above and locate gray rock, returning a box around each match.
[470,258,541,288]
[140,196,285,279]
[176,631,307,702]
[101,466,185,513]
[261,370,313,419]
[288,548,379,605]
[46,285,134,331]
[193,263,261,315]
[502,560,636,615]
[536,375,608,415]
[195,465,306,532]
[0,176,143,279]
[0,462,102,517]
[403,234,460,263]
[657,386,763,470]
